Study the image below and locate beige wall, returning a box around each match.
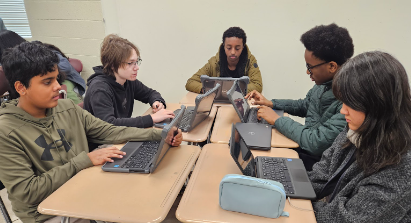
[25,0,105,79]
[101,0,411,117]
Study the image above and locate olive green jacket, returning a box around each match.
[185,44,263,93]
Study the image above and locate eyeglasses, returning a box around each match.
[124,58,142,67]
[306,61,328,75]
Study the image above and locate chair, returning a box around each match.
[0,67,12,97]
[68,58,83,74]
[0,182,12,223]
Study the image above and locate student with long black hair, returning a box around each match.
[309,51,411,222]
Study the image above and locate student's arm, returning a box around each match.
[133,80,166,108]
[246,55,263,93]
[307,131,346,194]
[0,134,94,206]
[312,179,410,222]
[271,88,313,117]
[274,102,346,156]
[88,89,154,128]
[62,80,82,104]
[76,102,163,144]
[185,60,213,93]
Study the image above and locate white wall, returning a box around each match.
[101,0,411,117]
[25,0,105,79]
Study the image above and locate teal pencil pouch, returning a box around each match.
[219,174,289,218]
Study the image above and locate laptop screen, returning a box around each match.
[230,81,250,121]
[229,124,256,177]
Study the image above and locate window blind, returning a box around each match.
[0,0,32,38]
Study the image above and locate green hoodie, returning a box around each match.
[0,99,162,223]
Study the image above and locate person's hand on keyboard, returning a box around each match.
[245,90,273,108]
[257,106,280,125]
[151,109,175,123]
[152,101,165,113]
[87,146,126,165]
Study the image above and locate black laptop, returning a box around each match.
[154,84,220,132]
[102,105,185,173]
[200,75,249,103]
[229,124,316,200]
[227,80,284,125]
[235,122,271,151]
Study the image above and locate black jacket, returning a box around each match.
[84,66,166,128]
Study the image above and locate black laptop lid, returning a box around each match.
[229,124,257,177]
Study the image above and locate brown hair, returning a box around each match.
[100,34,140,76]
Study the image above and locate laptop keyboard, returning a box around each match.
[121,141,160,169]
[175,108,194,132]
[260,157,295,195]
[248,108,269,125]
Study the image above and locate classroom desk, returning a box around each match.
[143,103,217,143]
[176,143,316,223]
[179,91,232,106]
[38,144,201,223]
[210,106,299,148]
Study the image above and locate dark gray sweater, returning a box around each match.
[308,127,411,222]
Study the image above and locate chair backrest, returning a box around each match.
[0,67,12,96]
[68,58,83,73]
[59,84,67,99]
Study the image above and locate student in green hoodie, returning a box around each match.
[0,42,183,223]
[246,24,354,170]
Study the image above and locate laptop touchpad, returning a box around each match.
[289,169,310,182]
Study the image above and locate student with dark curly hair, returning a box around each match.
[246,24,354,170]
[185,27,263,93]
[309,51,411,222]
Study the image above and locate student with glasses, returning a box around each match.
[246,24,354,170]
[84,34,175,150]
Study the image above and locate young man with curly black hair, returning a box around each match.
[185,26,263,93]
[246,23,354,170]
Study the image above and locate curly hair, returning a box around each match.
[222,27,247,45]
[301,23,354,65]
[2,42,59,97]
[333,51,411,176]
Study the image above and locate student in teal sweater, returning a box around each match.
[246,24,354,170]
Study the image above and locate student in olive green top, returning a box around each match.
[185,27,262,94]
[0,42,183,223]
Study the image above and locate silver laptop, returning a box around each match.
[235,122,271,151]
[102,105,186,173]
[227,80,284,125]
[200,75,249,103]
[154,84,220,132]
[229,124,316,200]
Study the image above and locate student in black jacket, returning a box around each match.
[84,34,175,129]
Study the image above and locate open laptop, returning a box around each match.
[229,123,316,199]
[102,105,186,174]
[227,80,284,125]
[235,122,271,151]
[154,84,220,132]
[200,75,249,103]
